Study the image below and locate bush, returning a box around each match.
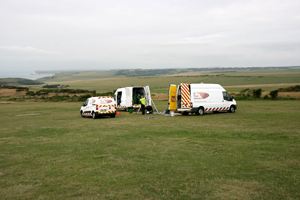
[26,91,35,96]
[240,88,250,95]
[16,87,29,92]
[270,90,279,99]
[232,94,253,100]
[278,85,300,92]
[252,89,262,98]
[78,94,93,101]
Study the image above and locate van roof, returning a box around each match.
[190,83,225,90]
[90,96,113,99]
[118,86,146,88]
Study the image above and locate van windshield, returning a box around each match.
[222,92,231,101]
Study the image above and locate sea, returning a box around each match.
[0,71,52,80]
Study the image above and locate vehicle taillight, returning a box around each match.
[96,105,98,110]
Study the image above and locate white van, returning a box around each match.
[114,86,152,111]
[168,83,237,115]
[80,96,116,119]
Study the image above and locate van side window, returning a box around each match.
[223,92,231,101]
[84,99,89,106]
[117,92,122,105]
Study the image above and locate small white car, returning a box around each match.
[80,96,116,119]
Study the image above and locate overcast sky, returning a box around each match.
[1,0,300,72]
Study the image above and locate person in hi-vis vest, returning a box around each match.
[140,95,146,115]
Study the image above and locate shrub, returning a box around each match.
[270,90,279,99]
[78,94,93,101]
[278,85,300,92]
[252,89,262,98]
[240,88,250,95]
[26,91,35,96]
[16,87,29,92]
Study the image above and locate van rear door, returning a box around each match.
[180,83,191,110]
[168,84,177,110]
[144,86,151,106]
[125,87,132,107]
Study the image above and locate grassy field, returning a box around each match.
[38,71,123,82]
[40,69,300,94]
[1,100,300,199]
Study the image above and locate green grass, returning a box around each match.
[40,69,300,93]
[39,71,123,82]
[1,100,300,199]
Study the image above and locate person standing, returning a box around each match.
[140,95,146,115]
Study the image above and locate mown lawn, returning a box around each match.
[0,100,299,199]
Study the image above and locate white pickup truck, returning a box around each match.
[80,96,116,119]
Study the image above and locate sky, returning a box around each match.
[1,0,300,73]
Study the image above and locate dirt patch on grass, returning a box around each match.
[0,89,28,97]
[152,93,168,100]
[278,92,300,98]
[0,89,24,97]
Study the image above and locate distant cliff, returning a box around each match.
[0,78,44,86]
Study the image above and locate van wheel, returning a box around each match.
[111,114,116,118]
[196,107,204,116]
[229,106,235,113]
[81,111,85,117]
[92,112,97,119]
[125,108,129,112]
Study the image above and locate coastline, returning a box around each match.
[0,71,53,80]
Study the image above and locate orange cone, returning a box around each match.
[116,111,121,115]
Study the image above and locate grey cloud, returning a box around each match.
[0,0,300,72]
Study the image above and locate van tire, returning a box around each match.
[125,108,129,112]
[146,106,153,113]
[229,106,235,113]
[81,111,85,117]
[92,112,97,119]
[111,114,116,118]
[196,107,204,116]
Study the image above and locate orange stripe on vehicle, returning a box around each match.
[98,104,115,107]
[181,83,190,108]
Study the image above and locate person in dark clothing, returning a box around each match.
[140,95,146,115]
